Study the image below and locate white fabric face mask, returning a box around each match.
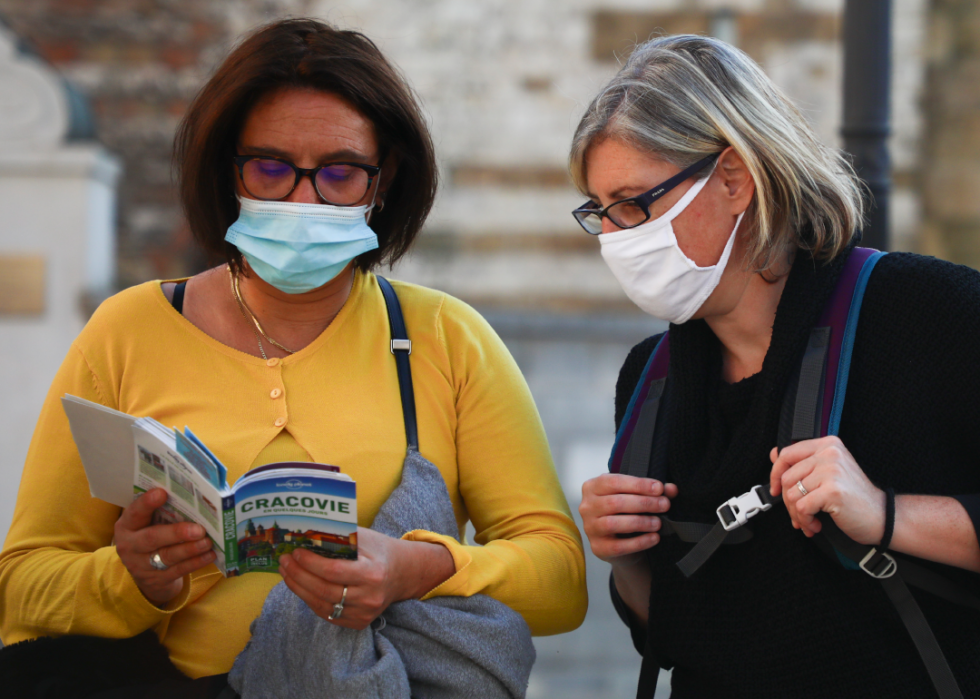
[599,170,745,324]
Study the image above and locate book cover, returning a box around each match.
[232,473,357,575]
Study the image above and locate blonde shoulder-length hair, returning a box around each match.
[569,34,865,268]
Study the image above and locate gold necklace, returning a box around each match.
[230,268,300,357]
[229,269,268,359]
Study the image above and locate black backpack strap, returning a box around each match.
[790,326,830,442]
[816,516,974,699]
[376,276,419,452]
[620,378,665,479]
[635,645,661,699]
[171,280,187,315]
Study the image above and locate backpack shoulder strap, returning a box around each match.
[609,333,670,476]
[824,247,886,436]
[776,247,886,449]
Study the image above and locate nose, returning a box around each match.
[600,217,622,235]
[284,173,322,205]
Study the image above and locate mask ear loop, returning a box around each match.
[650,159,720,228]
[365,172,384,224]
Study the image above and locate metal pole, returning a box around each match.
[841,0,892,251]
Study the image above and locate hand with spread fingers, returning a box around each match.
[278,527,453,630]
[579,474,677,564]
[769,436,886,546]
[113,488,216,606]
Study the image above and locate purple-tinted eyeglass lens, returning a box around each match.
[315,165,370,204]
[317,164,356,182]
[254,160,292,178]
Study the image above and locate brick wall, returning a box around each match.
[0,0,937,303]
[919,0,980,267]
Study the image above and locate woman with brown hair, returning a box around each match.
[0,18,586,693]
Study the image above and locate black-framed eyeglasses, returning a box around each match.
[572,153,720,235]
[233,154,383,206]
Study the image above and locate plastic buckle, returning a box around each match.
[716,485,772,532]
[390,339,412,354]
[859,548,897,579]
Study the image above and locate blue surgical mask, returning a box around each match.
[224,196,380,294]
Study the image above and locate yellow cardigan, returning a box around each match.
[0,270,587,677]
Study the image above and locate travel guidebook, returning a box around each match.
[61,395,357,576]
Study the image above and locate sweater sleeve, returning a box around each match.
[854,253,980,581]
[0,343,203,644]
[401,296,588,636]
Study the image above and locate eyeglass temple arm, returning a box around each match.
[635,152,720,208]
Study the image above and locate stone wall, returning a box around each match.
[919,0,980,267]
[0,0,933,308]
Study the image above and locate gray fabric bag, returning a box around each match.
[227,449,536,699]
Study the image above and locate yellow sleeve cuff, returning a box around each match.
[400,530,473,600]
[101,547,195,628]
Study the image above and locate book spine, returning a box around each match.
[221,494,238,576]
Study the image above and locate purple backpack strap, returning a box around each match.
[817,246,884,436]
[609,334,670,474]
[779,247,884,447]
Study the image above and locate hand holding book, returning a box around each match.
[62,395,359,581]
[278,527,455,629]
[113,488,216,606]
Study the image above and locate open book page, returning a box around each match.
[61,396,139,508]
[62,394,358,578]
[132,418,231,575]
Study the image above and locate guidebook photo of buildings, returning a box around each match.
[237,514,358,573]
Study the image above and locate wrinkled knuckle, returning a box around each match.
[593,517,613,537]
[610,539,630,558]
[607,494,626,512]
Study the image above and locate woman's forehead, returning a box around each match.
[585,137,676,198]
[240,87,380,161]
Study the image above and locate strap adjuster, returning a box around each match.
[859,548,897,579]
[716,485,772,532]
[390,339,412,354]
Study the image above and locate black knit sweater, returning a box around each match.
[610,250,980,698]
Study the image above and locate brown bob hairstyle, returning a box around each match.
[175,18,438,272]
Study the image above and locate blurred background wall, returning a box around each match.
[0,0,969,696]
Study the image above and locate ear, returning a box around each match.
[716,146,755,216]
[377,149,400,196]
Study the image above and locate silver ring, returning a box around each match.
[149,551,169,571]
[329,585,348,620]
[796,480,809,497]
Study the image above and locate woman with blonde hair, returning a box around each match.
[575,35,980,698]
